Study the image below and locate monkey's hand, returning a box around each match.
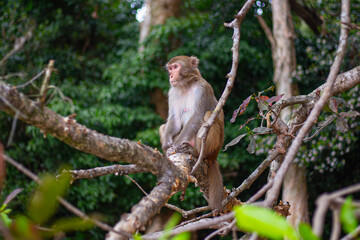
[162,139,173,152]
[174,141,197,156]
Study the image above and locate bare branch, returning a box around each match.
[0,26,35,67]
[246,180,274,204]
[65,164,146,182]
[38,60,55,105]
[197,0,256,140]
[205,220,236,240]
[0,72,26,80]
[264,0,350,209]
[303,115,336,142]
[142,213,234,240]
[3,154,131,238]
[341,225,360,240]
[224,150,279,206]
[6,111,19,147]
[193,0,256,181]
[0,80,170,175]
[0,80,191,238]
[312,183,360,237]
[15,69,45,89]
[257,15,276,50]
[330,207,341,240]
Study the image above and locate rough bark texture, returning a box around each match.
[0,80,219,239]
[283,164,309,225]
[139,0,181,46]
[272,0,296,115]
[269,0,309,226]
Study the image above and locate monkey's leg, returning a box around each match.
[159,124,166,146]
[174,140,198,156]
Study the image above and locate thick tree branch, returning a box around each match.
[0,80,191,238]
[0,81,169,175]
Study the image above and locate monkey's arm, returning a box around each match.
[162,114,181,150]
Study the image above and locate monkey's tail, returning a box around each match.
[208,158,224,211]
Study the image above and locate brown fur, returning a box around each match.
[160,55,224,210]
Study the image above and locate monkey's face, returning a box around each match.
[167,62,182,87]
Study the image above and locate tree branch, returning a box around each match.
[289,0,322,34]
[65,164,146,182]
[142,213,234,240]
[3,154,131,238]
[312,183,360,238]
[193,0,256,175]
[0,26,35,67]
[0,81,191,238]
[264,0,350,211]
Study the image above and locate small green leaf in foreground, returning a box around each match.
[234,205,298,240]
[298,223,320,240]
[29,172,71,224]
[341,196,358,234]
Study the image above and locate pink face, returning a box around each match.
[167,63,182,87]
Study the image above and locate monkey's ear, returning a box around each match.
[190,56,199,68]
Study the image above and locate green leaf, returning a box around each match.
[0,204,7,212]
[12,215,39,240]
[171,232,191,240]
[234,205,298,240]
[29,172,71,224]
[298,223,319,240]
[223,133,247,151]
[134,233,143,240]
[2,209,11,214]
[341,196,358,234]
[0,212,12,227]
[258,86,275,95]
[160,213,182,240]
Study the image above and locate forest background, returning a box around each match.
[0,0,359,239]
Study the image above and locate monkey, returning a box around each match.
[159,55,224,211]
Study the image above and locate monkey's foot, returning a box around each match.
[174,141,196,155]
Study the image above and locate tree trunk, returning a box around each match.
[139,0,181,120]
[268,0,309,226]
[139,0,181,47]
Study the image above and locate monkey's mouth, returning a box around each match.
[170,79,179,84]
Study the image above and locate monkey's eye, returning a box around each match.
[173,64,178,69]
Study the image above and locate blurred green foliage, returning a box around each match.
[0,0,359,239]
